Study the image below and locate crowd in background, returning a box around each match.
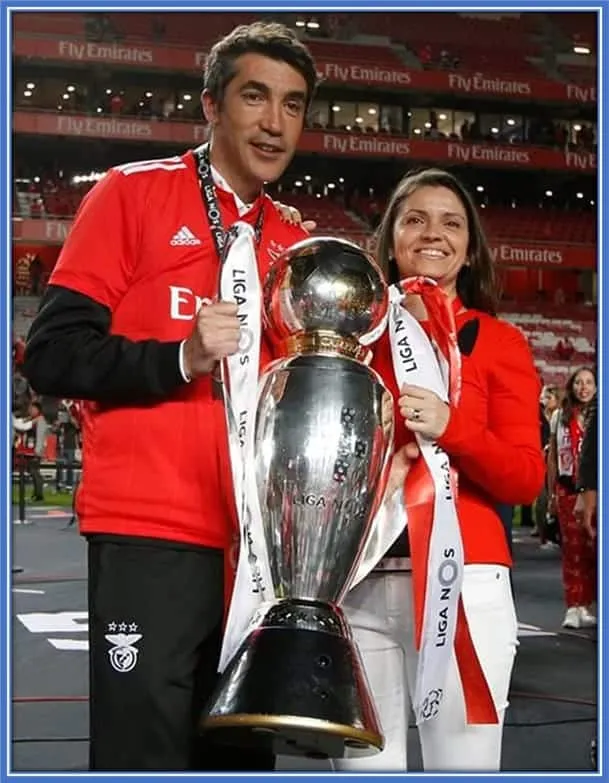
[517,368,597,629]
[12,341,82,507]
[15,80,597,156]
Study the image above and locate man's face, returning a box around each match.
[203,52,308,200]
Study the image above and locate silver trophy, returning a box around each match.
[201,237,394,758]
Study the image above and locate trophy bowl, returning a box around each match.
[201,237,394,759]
[263,235,389,359]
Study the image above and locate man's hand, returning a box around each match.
[182,301,241,379]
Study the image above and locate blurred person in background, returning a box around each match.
[13,363,31,413]
[534,385,562,549]
[335,168,545,771]
[55,398,81,492]
[575,392,597,541]
[23,21,318,772]
[547,367,597,629]
[13,399,48,502]
[574,390,598,769]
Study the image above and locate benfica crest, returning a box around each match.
[105,625,142,673]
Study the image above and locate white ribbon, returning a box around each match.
[350,282,465,725]
[218,223,274,672]
[389,284,464,725]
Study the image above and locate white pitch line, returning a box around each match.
[517,622,557,638]
[48,638,89,651]
[12,588,46,595]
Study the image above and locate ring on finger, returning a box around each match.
[409,408,422,422]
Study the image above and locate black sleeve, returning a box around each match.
[23,284,187,404]
[540,404,551,448]
[577,395,598,491]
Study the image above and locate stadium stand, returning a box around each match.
[12,9,597,392]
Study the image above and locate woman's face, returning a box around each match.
[392,184,470,298]
[572,370,596,404]
[541,388,559,413]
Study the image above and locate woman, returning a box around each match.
[542,386,561,419]
[334,169,545,772]
[547,367,597,629]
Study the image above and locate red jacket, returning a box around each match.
[371,301,545,566]
[49,150,307,549]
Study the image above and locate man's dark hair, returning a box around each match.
[203,22,319,109]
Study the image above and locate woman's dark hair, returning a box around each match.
[203,22,319,110]
[375,167,499,315]
[560,366,596,425]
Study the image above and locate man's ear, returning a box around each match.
[201,89,219,125]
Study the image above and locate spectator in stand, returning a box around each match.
[535,385,562,548]
[110,92,124,115]
[554,287,566,307]
[162,95,176,120]
[554,122,569,150]
[419,43,432,69]
[555,336,575,361]
[23,21,318,772]
[325,13,340,38]
[368,196,382,229]
[30,198,44,219]
[547,367,597,628]
[439,47,457,69]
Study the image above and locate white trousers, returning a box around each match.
[333,565,518,772]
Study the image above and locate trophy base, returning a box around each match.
[200,600,383,759]
[203,714,375,759]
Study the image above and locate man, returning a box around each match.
[13,400,48,503]
[56,398,81,492]
[23,22,318,771]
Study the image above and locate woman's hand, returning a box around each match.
[273,201,317,233]
[398,384,450,440]
[574,489,597,540]
[385,441,420,497]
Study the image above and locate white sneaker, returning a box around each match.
[579,606,597,627]
[540,541,560,551]
[562,607,581,628]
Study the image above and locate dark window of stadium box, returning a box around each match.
[329,101,381,133]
